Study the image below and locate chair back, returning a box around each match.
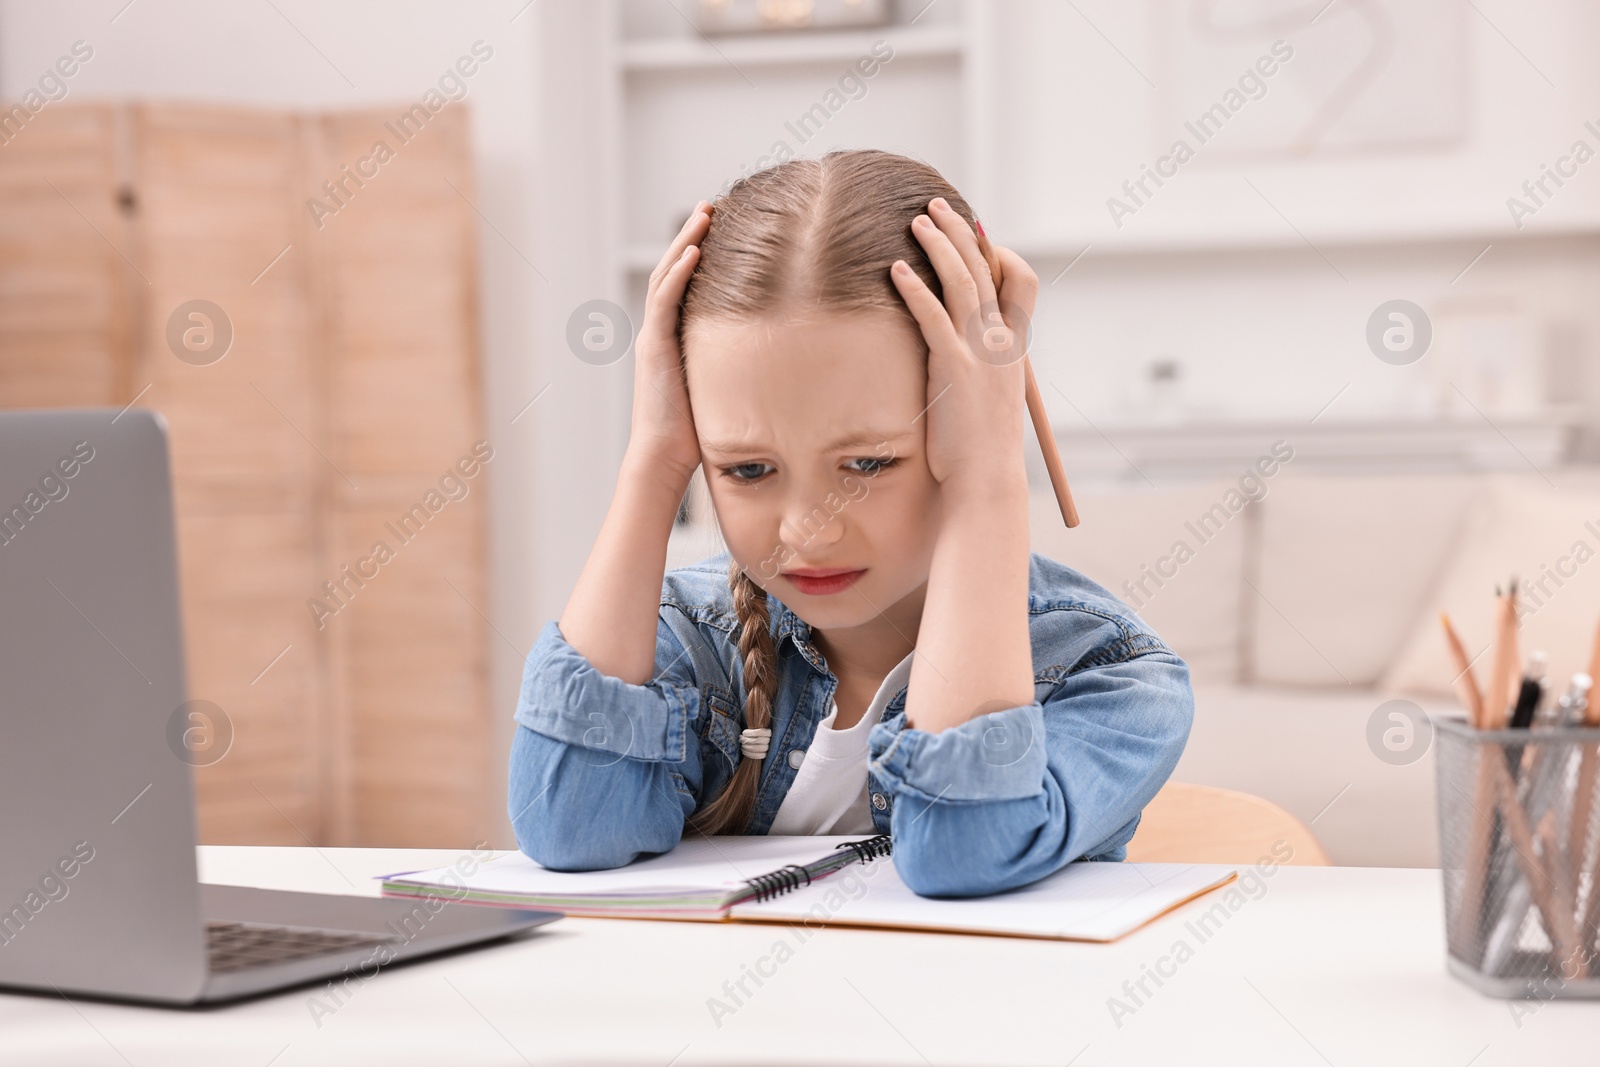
[1126,781,1331,865]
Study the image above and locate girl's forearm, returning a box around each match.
[557,451,691,684]
[905,473,1035,733]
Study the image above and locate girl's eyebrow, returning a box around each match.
[702,429,914,455]
[821,428,914,451]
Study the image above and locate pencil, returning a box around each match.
[977,221,1080,530]
[1586,618,1600,726]
[1458,753,1499,956]
[1492,756,1579,970]
[1483,581,1520,730]
[1457,584,1521,954]
[1439,612,1485,728]
[1024,360,1079,528]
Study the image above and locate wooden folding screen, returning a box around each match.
[0,105,132,408]
[0,102,493,847]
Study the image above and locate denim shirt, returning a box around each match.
[508,551,1194,898]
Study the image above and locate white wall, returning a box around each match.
[993,0,1600,245]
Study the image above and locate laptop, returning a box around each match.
[0,408,560,1005]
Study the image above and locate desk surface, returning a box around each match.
[2,847,1594,1066]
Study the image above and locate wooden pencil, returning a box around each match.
[1586,618,1600,722]
[1439,612,1485,728]
[976,221,1080,530]
[1457,584,1521,956]
[1493,756,1580,970]
[1024,360,1079,528]
[1483,581,1520,730]
[1457,753,1499,957]
[1537,806,1583,978]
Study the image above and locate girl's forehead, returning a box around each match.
[685,310,920,382]
[685,311,926,453]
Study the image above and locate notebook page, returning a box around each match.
[728,859,1238,942]
[380,835,879,903]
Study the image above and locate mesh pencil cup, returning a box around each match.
[1434,716,1600,997]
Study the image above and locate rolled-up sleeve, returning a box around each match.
[508,617,706,870]
[869,639,1193,898]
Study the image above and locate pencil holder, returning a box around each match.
[1435,716,1600,997]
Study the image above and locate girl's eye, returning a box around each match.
[846,456,899,477]
[720,462,772,483]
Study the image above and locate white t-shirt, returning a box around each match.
[768,651,915,835]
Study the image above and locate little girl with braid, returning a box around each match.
[508,148,1193,896]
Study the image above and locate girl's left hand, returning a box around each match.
[889,198,1038,496]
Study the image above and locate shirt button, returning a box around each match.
[870,792,888,811]
[787,749,805,769]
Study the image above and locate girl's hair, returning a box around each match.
[680,149,978,836]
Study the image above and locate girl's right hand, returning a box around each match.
[627,202,711,487]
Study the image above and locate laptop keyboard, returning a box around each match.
[205,921,399,974]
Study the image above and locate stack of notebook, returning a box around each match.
[379,835,1237,943]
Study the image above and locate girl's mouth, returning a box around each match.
[782,568,867,597]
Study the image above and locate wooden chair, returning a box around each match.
[1126,781,1332,866]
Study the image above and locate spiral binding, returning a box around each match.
[743,864,813,903]
[740,837,893,903]
[834,834,892,864]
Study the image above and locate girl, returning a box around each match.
[508,149,1193,897]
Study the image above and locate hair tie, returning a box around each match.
[739,728,771,760]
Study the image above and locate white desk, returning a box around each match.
[1,847,1594,1065]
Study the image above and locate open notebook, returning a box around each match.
[378,836,1238,943]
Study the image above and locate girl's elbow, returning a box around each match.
[892,845,1020,899]
[516,822,634,872]
[507,780,589,869]
[889,793,1066,898]
[890,814,1038,899]
[507,728,688,870]
[509,777,654,871]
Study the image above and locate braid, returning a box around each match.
[688,559,780,835]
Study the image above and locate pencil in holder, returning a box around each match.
[1435,716,1600,997]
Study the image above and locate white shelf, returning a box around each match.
[1012,225,1600,263]
[620,23,963,72]
[1042,415,1581,482]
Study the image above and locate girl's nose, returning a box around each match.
[778,491,846,553]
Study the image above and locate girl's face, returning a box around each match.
[685,310,940,632]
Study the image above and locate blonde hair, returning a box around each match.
[680,149,978,835]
